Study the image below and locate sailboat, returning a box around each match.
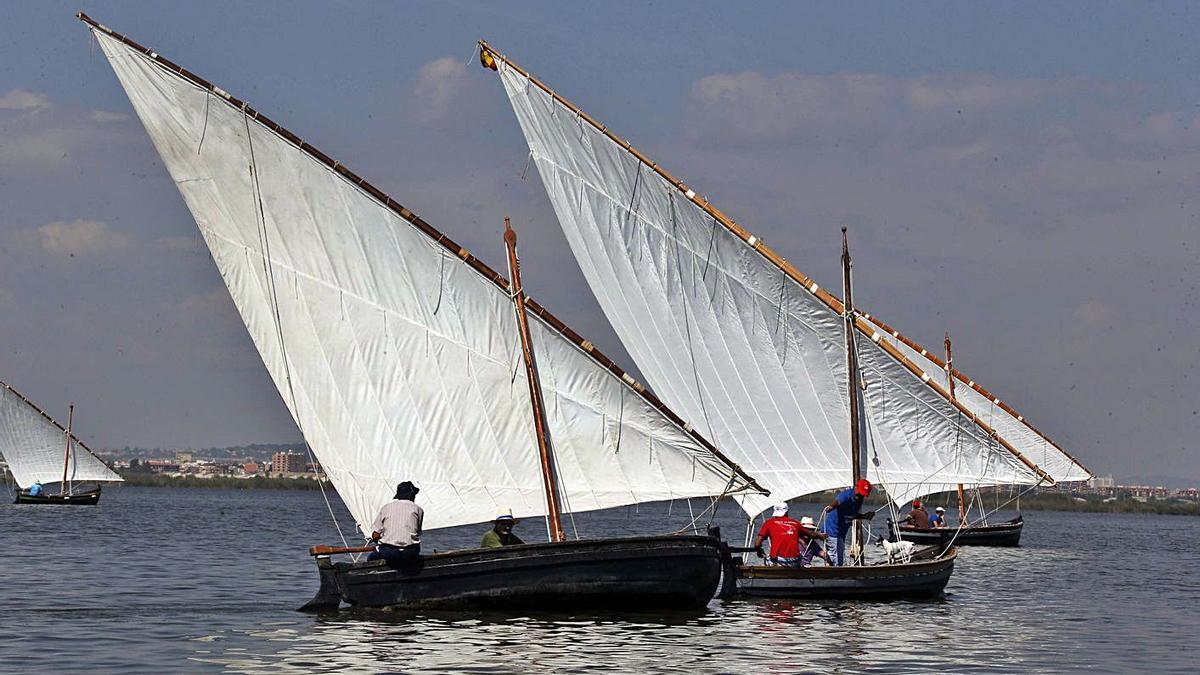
[481,43,1063,597]
[2,380,123,505]
[885,333,1093,547]
[80,14,765,611]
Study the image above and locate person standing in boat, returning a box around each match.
[903,500,932,529]
[929,506,947,528]
[28,480,43,497]
[367,481,423,568]
[481,509,525,547]
[753,502,805,566]
[821,479,875,566]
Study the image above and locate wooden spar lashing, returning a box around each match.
[503,218,567,543]
[946,333,968,523]
[841,228,865,566]
[476,39,1059,487]
[61,404,74,496]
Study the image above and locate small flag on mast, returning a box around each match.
[480,48,498,71]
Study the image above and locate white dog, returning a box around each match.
[874,536,915,564]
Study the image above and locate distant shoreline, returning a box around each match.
[106,475,1200,515]
[117,473,327,491]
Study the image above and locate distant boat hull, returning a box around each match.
[13,486,102,505]
[736,547,956,599]
[890,515,1024,547]
[301,534,722,612]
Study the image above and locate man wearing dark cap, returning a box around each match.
[821,478,876,566]
[368,481,424,568]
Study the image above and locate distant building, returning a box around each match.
[271,452,307,474]
[176,451,195,463]
[243,462,261,476]
[1089,474,1115,489]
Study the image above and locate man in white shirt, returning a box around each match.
[368,481,424,569]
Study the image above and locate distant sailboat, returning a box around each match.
[81,14,765,611]
[886,333,1093,547]
[480,42,1064,595]
[2,380,123,505]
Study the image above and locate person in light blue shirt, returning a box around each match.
[28,481,43,497]
[821,479,876,565]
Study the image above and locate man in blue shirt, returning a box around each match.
[28,481,43,497]
[821,479,875,565]
[929,506,947,528]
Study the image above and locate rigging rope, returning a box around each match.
[244,113,353,554]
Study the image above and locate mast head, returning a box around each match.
[479,42,499,71]
[503,217,516,246]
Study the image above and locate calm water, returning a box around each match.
[0,486,1195,673]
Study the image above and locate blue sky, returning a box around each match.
[1,1,1197,481]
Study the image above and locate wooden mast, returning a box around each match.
[61,404,74,496]
[841,228,864,565]
[477,40,1058,486]
[503,218,566,543]
[946,334,967,524]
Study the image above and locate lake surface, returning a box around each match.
[0,486,1194,673]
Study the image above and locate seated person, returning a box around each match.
[797,515,830,566]
[368,481,423,568]
[28,480,43,497]
[753,503,804,567]
[929,506,947,528]
[903,500,931,529]
[481,509,524,547]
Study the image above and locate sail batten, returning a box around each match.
[86,15,761,534]
[0,380,123,488]
[487,44,1058,513]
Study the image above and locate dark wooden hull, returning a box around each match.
[303,534,723,612]
[736,546,956,600]
[13,486,102,505]
[891,515,1023,547]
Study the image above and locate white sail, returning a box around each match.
[876,328,1091,484]
[493,56,1049,514]
[0,381,123,488]
[90,25,759,534]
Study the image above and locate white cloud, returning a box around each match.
[410,56,480,128]
[0,89,52,112]
[90,109,130,123]
[37,219,132,256]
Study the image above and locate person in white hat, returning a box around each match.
[752,502,806,566]
[480,508,525,548]
[798,515,831,566]
[930,506,948,529]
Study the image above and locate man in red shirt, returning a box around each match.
[753,502,807,566]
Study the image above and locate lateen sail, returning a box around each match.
[88,22,760,534]
[490,50,1053,514]
[0,380,123,488]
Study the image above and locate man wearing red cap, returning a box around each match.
[903,500,931,529]
[821,478,875,566]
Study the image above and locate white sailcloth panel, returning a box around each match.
[96,32,751,534]
[498,64,1040,513]
[0,383,123,487]
[879,333,1090,483]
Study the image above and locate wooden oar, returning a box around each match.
[309,544,376,556]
